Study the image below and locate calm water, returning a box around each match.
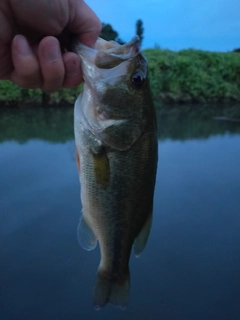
[1,106,240,320]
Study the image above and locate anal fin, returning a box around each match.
[77,215,97,251]
[134,213,152,257]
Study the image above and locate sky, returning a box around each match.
[85,0,240,52]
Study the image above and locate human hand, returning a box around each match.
[0,0,101,92]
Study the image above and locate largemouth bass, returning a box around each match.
[74,36,158,309]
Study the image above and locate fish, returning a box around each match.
[73,36,158,310]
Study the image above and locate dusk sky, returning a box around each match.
[85,0,240,52]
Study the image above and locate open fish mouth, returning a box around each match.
[73,35,141,70]
[94,35,141,69]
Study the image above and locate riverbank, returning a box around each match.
[144,49,240,103]
[0,82,82,107]
[1,48,240,107]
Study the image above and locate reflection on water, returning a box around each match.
[1,106,240,320]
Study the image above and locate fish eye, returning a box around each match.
[131,72,145,88]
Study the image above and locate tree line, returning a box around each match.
[100,19,144,45]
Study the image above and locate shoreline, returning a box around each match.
[1,48,240,107]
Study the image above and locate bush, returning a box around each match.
[144,49,240,103]
[0,81,82,106]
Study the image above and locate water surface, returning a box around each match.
[1,106,240,320]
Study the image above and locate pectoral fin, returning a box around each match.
[77,215,97,251]
[134,213,153,258]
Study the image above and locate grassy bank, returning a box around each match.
[1,49,240,106]
[144,49,240,103]
[0,81,82,107]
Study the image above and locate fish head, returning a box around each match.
[74,36,153,122]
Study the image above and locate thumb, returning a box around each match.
[68,0,101,48]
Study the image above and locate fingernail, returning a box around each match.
[14,35,31,56]
[42,39,61,62]
[66,58,81,76]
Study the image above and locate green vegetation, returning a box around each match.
[1,48,240,107]
[0,81,82,106]
[144,49,240,103]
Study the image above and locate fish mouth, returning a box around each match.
[72,35,144,99]
[94,36,140,69]
[73,35,141,70]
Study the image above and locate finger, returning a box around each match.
[38,36,65,92]
[68,0,101,48]
[10,35,42,88]
[62,52,83,88]
[0,9,14,80]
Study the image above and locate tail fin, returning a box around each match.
[93,270,130,310]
